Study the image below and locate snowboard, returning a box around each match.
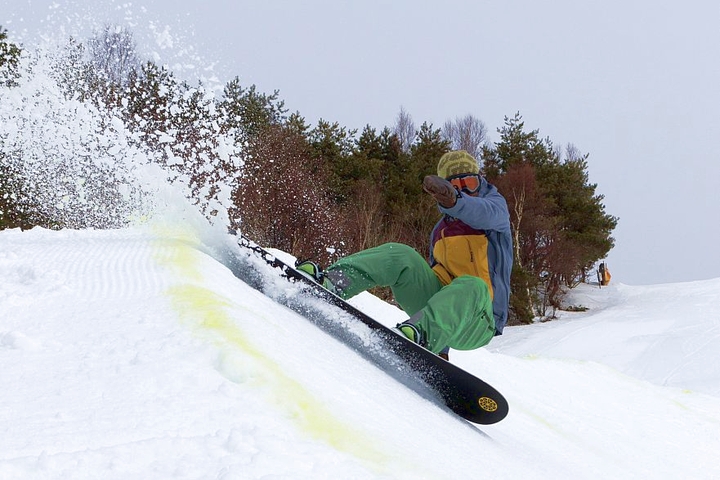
[233,234,509,425]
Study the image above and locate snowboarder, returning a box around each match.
[298,150,513,360]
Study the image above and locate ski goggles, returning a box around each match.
[448,174,482,194]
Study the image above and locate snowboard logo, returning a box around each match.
[478,396,498,412]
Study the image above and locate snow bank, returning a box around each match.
[1,225,719,479]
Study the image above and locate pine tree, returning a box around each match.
[306,119,357,203]
[0,27,22,228]
[0,26,21,88]
[218,79,287,145]
[483,113,617,322]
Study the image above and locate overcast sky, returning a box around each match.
[5,0,720,285]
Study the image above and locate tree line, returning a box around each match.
[0,25,617,324]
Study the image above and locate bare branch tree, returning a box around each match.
[393,106,415,153]
[88,24,140,86]
[442,114,488,160]
[564,143,584,162]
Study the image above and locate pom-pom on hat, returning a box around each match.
[437,150,480,178]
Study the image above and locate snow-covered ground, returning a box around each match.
[2,221,719,480]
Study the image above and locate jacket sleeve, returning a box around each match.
[439,189,511,233]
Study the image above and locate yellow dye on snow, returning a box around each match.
[156,230,391,467]
[170,283,386,459]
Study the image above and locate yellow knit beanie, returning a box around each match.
[436,150,480,178]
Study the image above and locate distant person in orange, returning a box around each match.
[598,262,611,286]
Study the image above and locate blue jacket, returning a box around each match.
[429,177,513,333]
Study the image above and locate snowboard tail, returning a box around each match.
[233,234,509,425]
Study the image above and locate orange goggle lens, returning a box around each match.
[448,174,481,194]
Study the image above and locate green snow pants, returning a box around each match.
[326,243,495,354]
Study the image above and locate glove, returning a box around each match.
[423,175,458,208]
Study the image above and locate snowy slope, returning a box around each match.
[488,280,720,397]
[2,223,719,480]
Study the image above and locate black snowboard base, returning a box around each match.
[230,234,509,425]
